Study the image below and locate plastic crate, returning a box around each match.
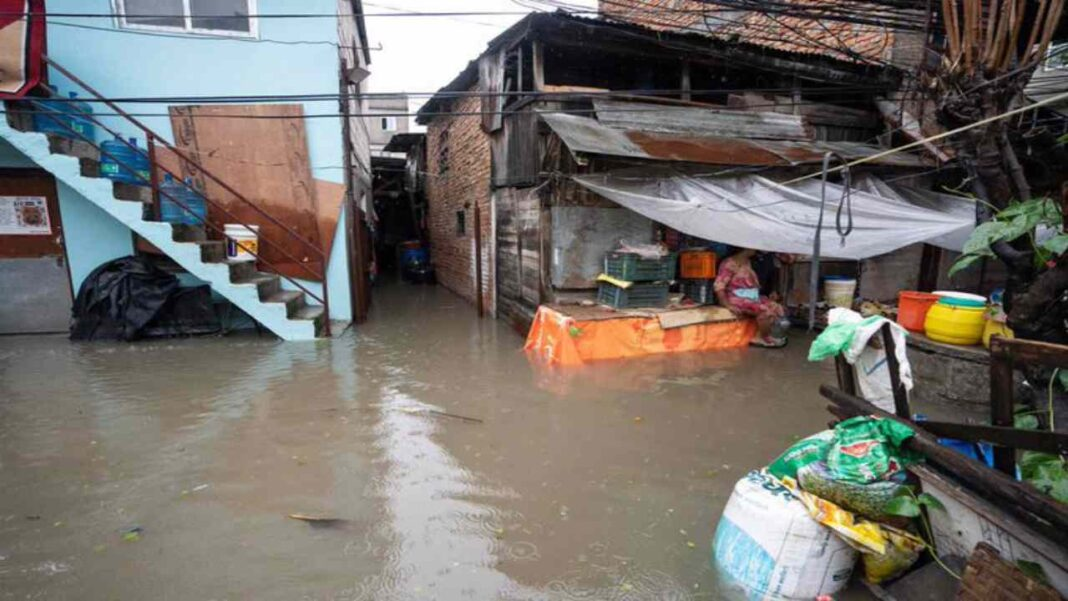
[598,282,670,309]
[604,252,676,282]
[683,279,715,305]
[679,250,717,279]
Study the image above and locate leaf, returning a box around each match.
[916,493,946,512]
[1058,369,1068,392]
[1014,413,1040,430]
[1016,560,1050,585]
[962,221,1009,256]
[1040,234,1068,257]
[885,495,922,517]
[948,253,986,278]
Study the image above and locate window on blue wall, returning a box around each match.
[117,0,256,37]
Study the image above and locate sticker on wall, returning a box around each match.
[0,196,51,235]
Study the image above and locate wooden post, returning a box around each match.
[680,61,691,102]
[147,133,160,221]
[989,337,1017,475]
[918,243,942,291]
[474,203,484,317]
[834,355,857,396]
[881,322,911,419]
[531,40,545,92]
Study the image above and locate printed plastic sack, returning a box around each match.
[789,484,924,585]
[712,470,857,600]
[862,525,925,584]
[767,430,834,481]
[797,461,909,522]
[827,416,918,483]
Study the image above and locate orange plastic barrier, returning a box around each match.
[524,306,757,367]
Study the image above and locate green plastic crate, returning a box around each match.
[598,282,670,309]
[604,252,677,282]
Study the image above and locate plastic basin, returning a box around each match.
[924,303,985,345]
[897,291,940,332]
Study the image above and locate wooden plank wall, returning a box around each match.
[169,105,326,282]
[496,186,544,330]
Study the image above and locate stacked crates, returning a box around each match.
[598,251,675,309]
[679,250,717,305]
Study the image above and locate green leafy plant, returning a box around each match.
[885,487,960,580]
[950,197,1065,277]
[1020,451,1068,503]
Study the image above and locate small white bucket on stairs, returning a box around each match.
[225,224,260,262]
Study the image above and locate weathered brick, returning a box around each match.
[425,91,494,310]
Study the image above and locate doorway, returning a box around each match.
[0,169,72,334]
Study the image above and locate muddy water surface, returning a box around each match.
[1,284,854,600]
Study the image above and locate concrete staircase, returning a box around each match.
[1,107,325,341]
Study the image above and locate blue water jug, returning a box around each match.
[160,175,207,226]
[32,91,95,141]
[100,136,151,185]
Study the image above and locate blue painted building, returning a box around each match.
[0,1,372,339]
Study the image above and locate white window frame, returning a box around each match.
[380,116,398,131]
[112,0,260,39]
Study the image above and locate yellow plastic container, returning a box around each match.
[982,319,1014,348]
[924,303,985,346]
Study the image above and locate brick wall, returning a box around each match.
[425,92,494,310]
[599,0,897,65]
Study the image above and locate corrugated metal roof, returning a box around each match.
[541,112,925,167]
[593,99,813,141]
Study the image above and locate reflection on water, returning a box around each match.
[0,284,846,600]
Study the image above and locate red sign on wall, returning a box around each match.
[0,0,45,99]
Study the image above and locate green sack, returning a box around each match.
[797,461,908,522]
[807,315,882,361]
[827,416,918,484]
[767,430,834,480]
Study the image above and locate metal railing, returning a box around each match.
[25,55,332,336]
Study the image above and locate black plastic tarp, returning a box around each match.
[70,256,220,341]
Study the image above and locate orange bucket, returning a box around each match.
[897,291,940,332]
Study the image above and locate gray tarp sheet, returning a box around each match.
[572,169,976,260]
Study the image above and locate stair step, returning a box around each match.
[173,224,207,242]
[194,240,226,262]
[113,182,152,203]
[5,101,34,132]
[223,259,257,282]
[80,157,100,178]
[264,290,306,317]
[48,135,99,160]
[293,305,326,337]
[234,272,281,300]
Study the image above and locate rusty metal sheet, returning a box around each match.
[594,99,813,140]
[541,112,926,168]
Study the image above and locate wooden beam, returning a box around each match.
[680,60,691,102]
[990,338,1017,474]
[918,420,1068,455]
[881,323,911,419]
[821,384,1068,542]
[991,336,1068,369]
[531,40,544,92]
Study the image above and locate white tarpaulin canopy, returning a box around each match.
[573,168,976,260]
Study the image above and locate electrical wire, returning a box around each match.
[48,20,383,49]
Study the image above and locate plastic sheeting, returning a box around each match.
[524,305,756,366]
[572,168,976,260]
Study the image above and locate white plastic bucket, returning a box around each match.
[225,224,260,262]
[823,277,857,308]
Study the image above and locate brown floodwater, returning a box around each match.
[0,284,864,600]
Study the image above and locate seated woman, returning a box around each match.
[714,248,787,348]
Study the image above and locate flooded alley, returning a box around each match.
[0,284,845,600]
